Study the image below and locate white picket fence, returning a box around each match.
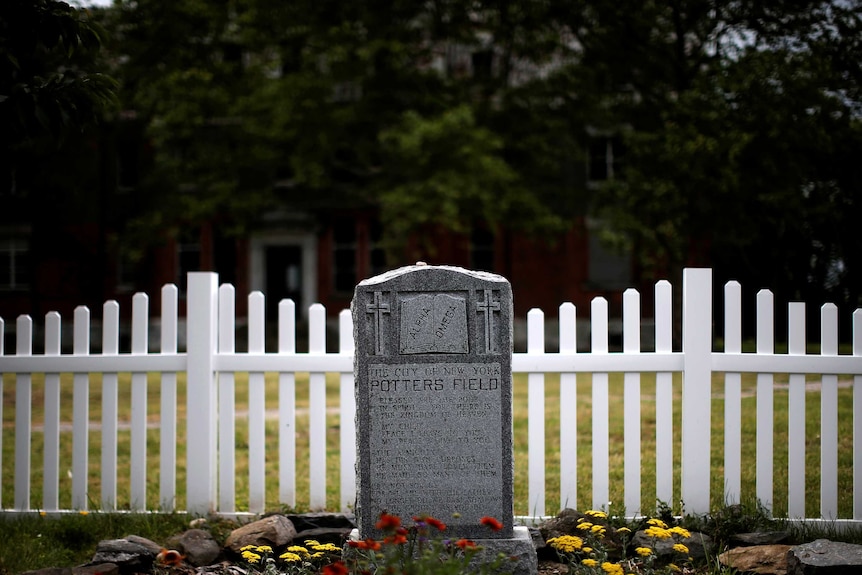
[1,269,861,525]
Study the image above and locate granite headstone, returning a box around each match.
[353,264,513,539]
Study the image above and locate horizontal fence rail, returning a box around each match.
[1,269,861,525]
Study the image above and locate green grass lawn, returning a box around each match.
[1,370,856,518]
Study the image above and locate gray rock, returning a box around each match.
[90,538,158,572]
[732,532,793,546]
[286,512,356,533]
[73,564,119,575]
[20,568,72,575]
[223,515,297,554]
[165,528,221,566]
[719,544,793,575]
[787,539,862,574]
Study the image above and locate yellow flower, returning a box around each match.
[304,539,321,547]
[79,510,89,516]
[586,510,608,519]
[669,564,681,572]
[256,545,273,553]
[591,524,607,536]
[583,547,593,554]
[279,552,302,563]
[669,526,691,538]
[635,547,652,557]
[673,543,689,554]
[601,561,623,575]
[311,552,324,559]
[287,545,309,557]
[582,559,598,568]
[647,518,668,529]
[615,527,631,534]
[577,522,594,530]
[644,526,672,539]
[547,535,584,553]
[310,543,340,552]
[241,551,261,564]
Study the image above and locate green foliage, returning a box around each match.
[0,512,190,575]
[0,0,117,153]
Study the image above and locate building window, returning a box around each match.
[586,219,630,290]
[470,227,495,272]
[0,238,30,291]
[587,135,624,185]
[333,219,357,293]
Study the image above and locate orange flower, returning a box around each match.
[347,539,381,551]
[455,538,477,549]
[156,549,184,566]
[413,515,447,531]
[480,516,503,531]
[383,533,408,545]
[376,513,402,531]
[322,562,349,575]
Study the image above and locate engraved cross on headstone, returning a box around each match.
[366,291,390,355]
[477,288,500,354]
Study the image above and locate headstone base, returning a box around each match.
[345,527,537,575]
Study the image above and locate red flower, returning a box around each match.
[376,513,402,531]
[455,538,477,549]
[480,516,503,531]
[322,562,349,575]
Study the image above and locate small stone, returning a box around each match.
[223,515,297,554]
[731,532,793,546]
[165,528,220,566]
[719,544,792,575]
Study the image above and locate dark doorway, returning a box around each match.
[265,245,302,318]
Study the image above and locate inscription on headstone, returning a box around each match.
[353,264,514,540]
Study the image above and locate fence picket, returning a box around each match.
[130,294,149,510]
[14,315,32,510]
[160,285,178,511]
[821,303,839,519]
[44,312,61,511]
[278,299,297,508]
[0,316,4,508]
[654,280,673,506]
[559,302,577,510]
[218,283,237,513]
[339,309,356,512]
[186,272,218,516]
[724,282,742,506]
[787,302,806,518]
[248,291,266,513]
[527,308,545,517]
[854,310,862,520]
[623,289,641,517]
[102,301,120,510]
[309,303,327,510]
[756,290,774,512]
[591,297,609,511]
[72,307,90,510]
[681,269,711,514]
